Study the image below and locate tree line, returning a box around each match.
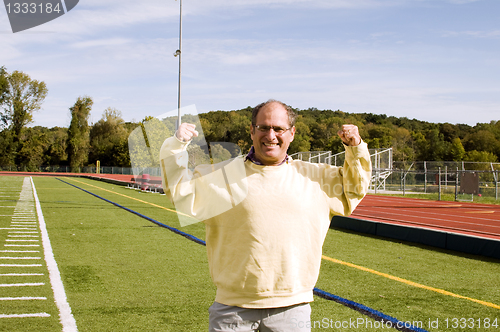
[1,67,499,171]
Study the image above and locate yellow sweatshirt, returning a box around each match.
[160,137,372,308]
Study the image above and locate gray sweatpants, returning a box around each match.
[208,302,312,332]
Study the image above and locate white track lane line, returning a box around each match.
[355,205,500,230]
[31,177,78,331]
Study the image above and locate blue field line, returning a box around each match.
[313,288,428,332]
[55,178,206,246]
[57,178,428,332]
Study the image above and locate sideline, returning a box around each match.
[321,255,500,310]
[31,177,78,332]
[63,177,500,311]
[64,177,194,219]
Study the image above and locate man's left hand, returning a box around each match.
[338,124,361,146]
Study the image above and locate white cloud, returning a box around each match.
[442,30,500,39]
[446,0,481,4]
[70,38,133,49]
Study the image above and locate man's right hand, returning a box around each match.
[175,122,199,142]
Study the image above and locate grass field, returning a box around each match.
[1,175,499,331]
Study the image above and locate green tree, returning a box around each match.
[45,127,68,166]
[0,129,15,166]
[310,116,341,152]
[365,124,393,149]
[89,107,130,167]
[210,144,232,164]
[0,69,48,164]
[391,127,414,163]
[463,130,499,157]
[288,118,311,154]
[464,150,498,163]
[187,144,211,167]
[129,116,171,168]
[1,70,47,136]
[413,128,447,161]
[0,67,8,107]
[16,127,48,171]
[67,96,93,171]
[226,110,252,153]
[447,137,466,161]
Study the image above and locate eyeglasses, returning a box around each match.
[254,125,293,135]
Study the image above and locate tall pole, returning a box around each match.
[175,0,183,130]
[438,167,441,201]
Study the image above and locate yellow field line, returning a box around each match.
[322,255,500,310]
[63,177,194,219]
[62,177,500,310]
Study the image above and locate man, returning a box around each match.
[160,100,372,331]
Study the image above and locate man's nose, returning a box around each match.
[265,128,277,140]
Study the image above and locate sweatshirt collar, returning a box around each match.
[245,146,289,166]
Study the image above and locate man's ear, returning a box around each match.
[290,126,296,142]
[250,125,255,139]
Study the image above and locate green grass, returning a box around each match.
[32,176,213,331]
[1,175,499,331]
[378,192,500,205]
[380,183,500,205]
[0,176,64,332]
[317,229,500,331]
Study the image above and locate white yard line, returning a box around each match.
[0,283,45,287]
[0,313,51,318]
[0,264,43,267]
[0,250,39,253]
[6,240,40,242]
[0,257,41,260]
[0,297,46,301]
[0,273,44,276]
[0,228,37,230]
[31,177,78,332]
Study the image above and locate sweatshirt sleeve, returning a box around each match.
[159,135,192,196]
[340,141,372,216]
[159,136,247,226]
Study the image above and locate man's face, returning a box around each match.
[250,102,295,166]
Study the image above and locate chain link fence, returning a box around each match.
[0,165,162,177]
[2,159,499,200]
[375,161,500,200]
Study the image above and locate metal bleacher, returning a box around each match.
[290,148,393,191]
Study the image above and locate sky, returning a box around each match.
[1,0,499,128]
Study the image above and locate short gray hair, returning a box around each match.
[252,99,298,127]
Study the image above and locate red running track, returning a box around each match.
[352,195,500,241]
